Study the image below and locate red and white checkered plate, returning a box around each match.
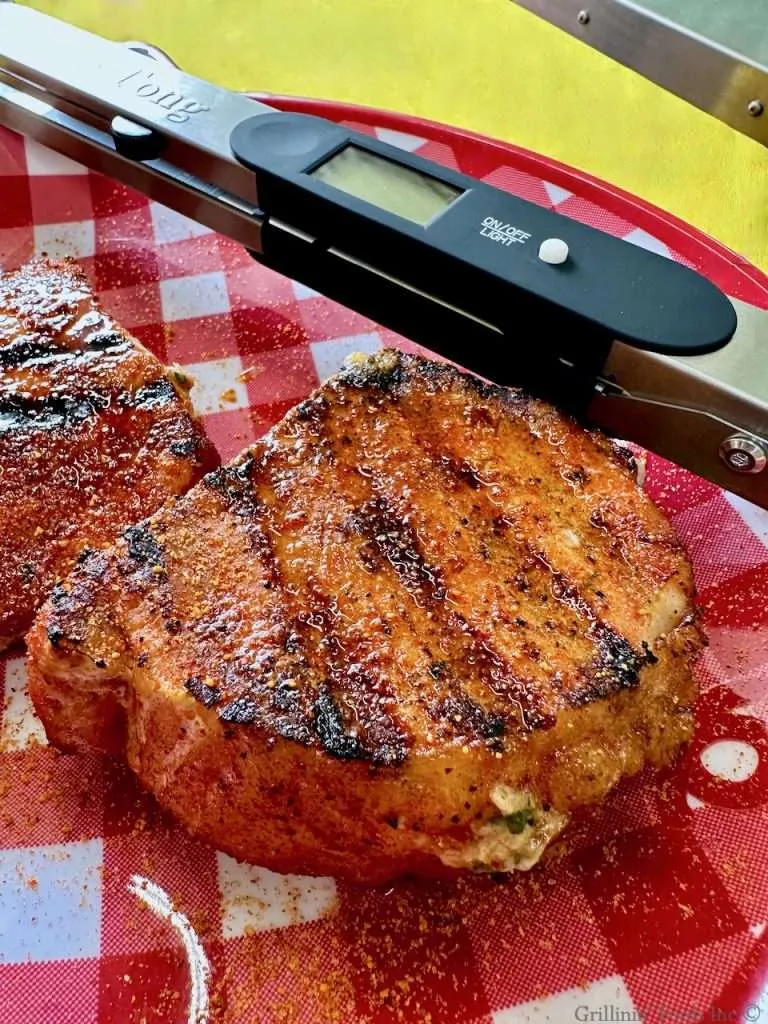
[1,97,768,1024]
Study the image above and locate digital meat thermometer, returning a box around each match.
[1,2,767,509]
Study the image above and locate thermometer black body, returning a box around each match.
[3,2,767,511]
[230,112,736,359]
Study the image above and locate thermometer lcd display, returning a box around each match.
[311,145,463,226]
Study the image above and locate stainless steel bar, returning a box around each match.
[0,79,264,253]
[588,296,768,506]
[510,0,768,146]
[0,3,271,196]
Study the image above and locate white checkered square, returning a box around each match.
[150,202,213,245]
[1,656,46,752]
[217,852,337,938]
[373,127,426,152]
[724,492,768,548]
[160,271,230,322]
[310,331,382,381]
[0,840,103,963]
[184,356,249,416]
[291,279,321,301]
[492,975,637,1023]
[24,139,87,176]
[543,181,572,206]
[622,228,671,258]
[33,220,95,259]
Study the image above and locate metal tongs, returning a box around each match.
[1,4,766,508]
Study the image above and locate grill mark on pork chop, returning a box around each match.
[0,328,131,369]
[387,382,658,708]
[206,459,323,743]
[205,460,313,706]
[346,488,553,732]
[441,468,648,703]
[184,675,222,707]
[335,460,552,733]
[426,689,506,745]
[46,586,75,650]
[168,431,202,458]
[0,373,182,438]
[121,521,188,640]
[45,548,113,649]
[0,392,100,434]
[215,645,317,746]
[256,406,413,765]
[336,477,526,743]
[451,617,555,730]
[313,685,364,760]
[86,329,129,351]
[347,497,447,606]
[201,423,414,766]
[125,523,166,570]
[297,584,410,766]
[206,456,283,591]
[203,457,311,737]
[129,378,180,412]
[199,456,408,762]
[284,552,410,762]
[0,334,69,367]
[533,552,649,700]
[328,385,578,731]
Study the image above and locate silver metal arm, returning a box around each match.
[510,0,767,147]
[0,2,269,198]
[0,77,265,253]
[589,298,768,506]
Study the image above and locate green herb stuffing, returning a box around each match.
[504,809,535,834]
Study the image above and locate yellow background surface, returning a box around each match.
[33,0,767,269]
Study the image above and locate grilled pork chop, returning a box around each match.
[27,351,701,882]
[0,258,214,649]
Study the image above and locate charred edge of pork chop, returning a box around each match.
[27,349,702,881]
[0,257,216,646]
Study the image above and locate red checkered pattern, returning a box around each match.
[1,102,768,1024]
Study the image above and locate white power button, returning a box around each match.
[538,238,569,265]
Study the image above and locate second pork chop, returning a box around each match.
[0,258,215,649]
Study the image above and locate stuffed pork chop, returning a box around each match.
[27,350,701,883]
[0,258,213,649]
